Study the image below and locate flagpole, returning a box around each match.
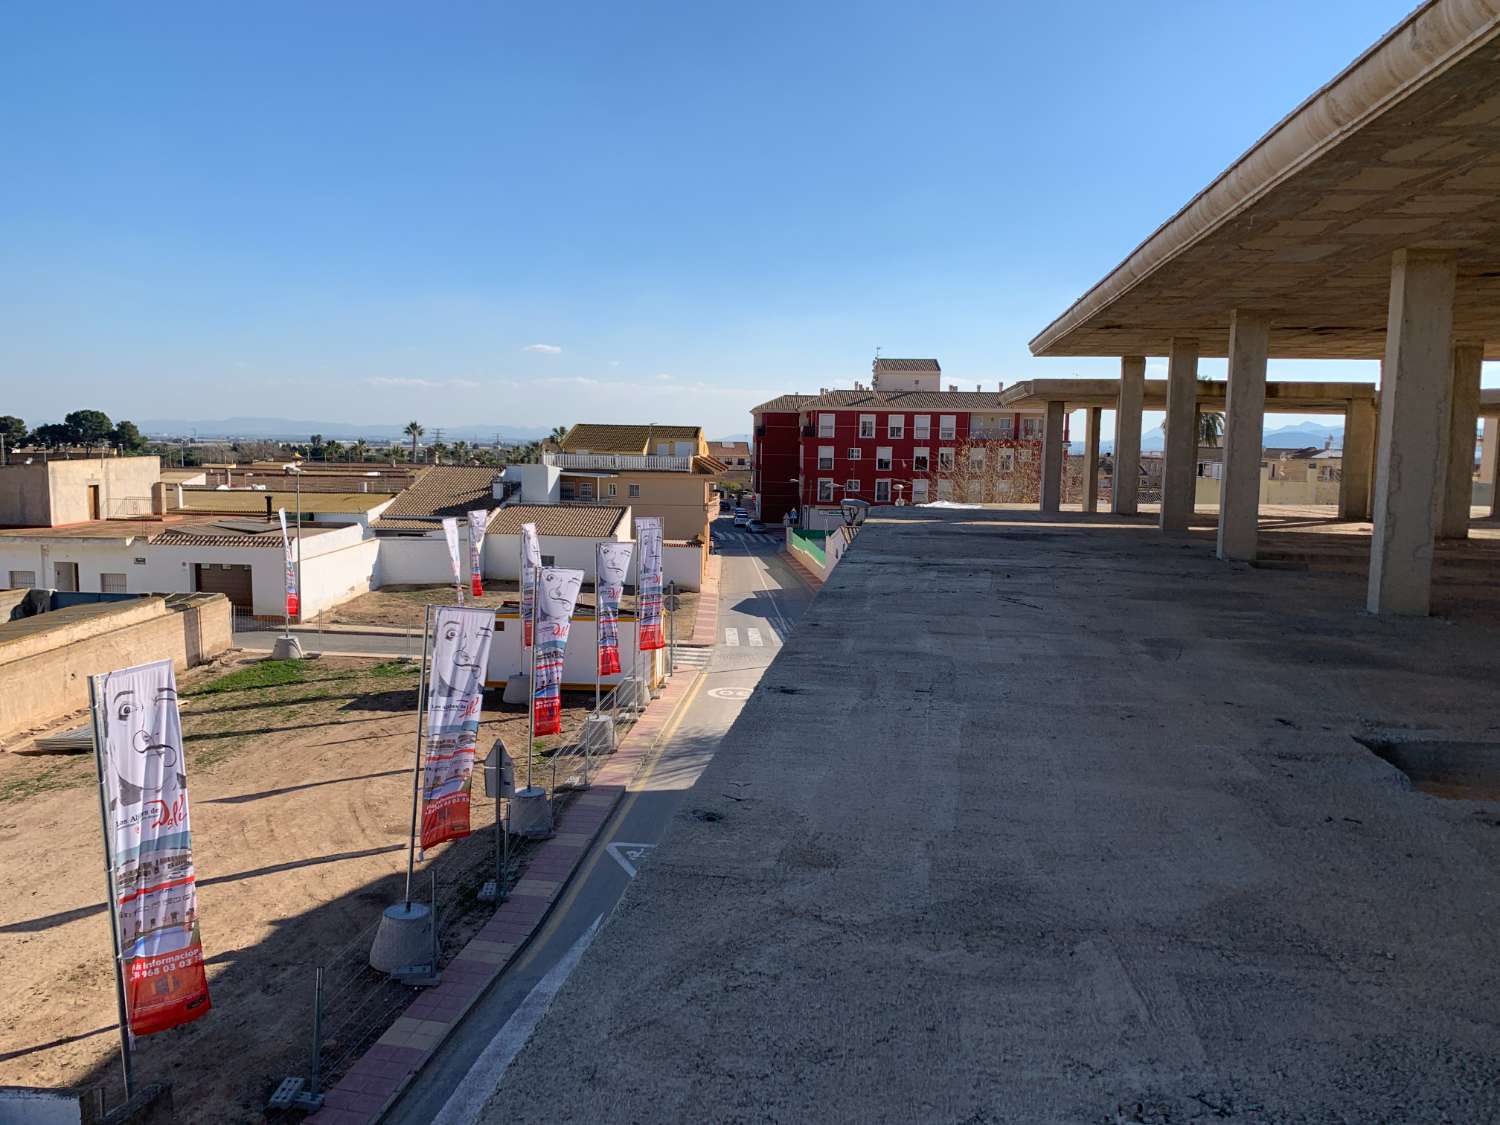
[526,568,536,793]
[404,605,433,910]
[594,548,602,711]
[88,673,134,1102]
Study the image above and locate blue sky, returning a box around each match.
[3,0,1486,440]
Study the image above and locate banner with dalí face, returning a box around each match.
[277,507,298,620]
[636,517,665,651]
[420,606,496,849]
[596,541,633,676]
[467,509,487,598]
[442,517,463,602]
[534,567,583,735]
[520,522,541,647]
[95,660,211,1036]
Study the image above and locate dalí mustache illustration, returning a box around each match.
[110,688,186,810]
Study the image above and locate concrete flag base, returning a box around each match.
[369,901,433,973]
[270,635,306,660]
[583,712,615,754]
[502,674,528,705]
[510,786,552,839]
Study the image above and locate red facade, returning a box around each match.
[753,402,1067,521]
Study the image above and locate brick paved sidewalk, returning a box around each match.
[680,552,721,646]
[306,669,705,1125]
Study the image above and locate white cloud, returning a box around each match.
[448,378,481,389]
[523,343,562,354]
[369,376,436,388]
[654,373,673,382]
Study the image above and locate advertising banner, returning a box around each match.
[637,516,665,651]
[420,606,497,850]
[442,517,463,602]
[533,567,583,735]
[277,507,298,620]
[94,660,211,1036]
[467,509,488,598]
[520,522,541,647]
[596,541,633,676]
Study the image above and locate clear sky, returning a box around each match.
[4,0,1489,440]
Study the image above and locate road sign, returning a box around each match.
[664,594,683,612]
[708,686,751,700]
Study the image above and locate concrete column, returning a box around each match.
[1217,311,1270,560]
[1083,406,1102,513]
[1339,398,1376,521]
[1438,343,1483,538]
[1483,415,1499,518]
[1160,337,1200,531]
[1113,356,1145,515]
[1368,248,1457,615]
[1040,400,1065,514]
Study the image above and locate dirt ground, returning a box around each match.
[0,654,596,1121]
[316,580,698,636]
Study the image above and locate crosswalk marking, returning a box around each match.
[747,628,764,647]
[674,646,710,672]
[724,627,739,646]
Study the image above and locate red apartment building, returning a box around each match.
[751,358,1062,523]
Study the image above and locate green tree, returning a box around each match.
[31,422,73,447]
[351,438,370,462]
[65,409,113,445]
[431,440,449,465]
[324,438,345,461]
[451,439,471,463]
[1198,411,1225,447]
[549,425,569,446]
[404,420,424,463]
[0,416,26,448]
[309,433,326,460]
[111,420,146,452]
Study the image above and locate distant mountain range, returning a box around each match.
[1084,420,1343,456]
[137,416,553,443]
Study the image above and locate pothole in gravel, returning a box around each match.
[1355,736,1500,801]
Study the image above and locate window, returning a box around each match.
[939,414,957,440]
[101,573,127,594]
[8,570,35,588]
[969,448,986,472]
[607,483,618,497]
[911,479,930,503]
[912,447,930,472]
[817,478,835,502]
[847,447,862,461]
[1021,416,1043,440]
[874,480,891,502]
[818,413,836,437]
[914,415,931,439]
[997,416,1015,439]
[858,414,876,438]
[876,446,892,471]
[628,483,641,497]
[938,448,955,470]
[887,414,904,439]
[578,482,594,499]
[998,449,1015,472]
[845,479,860,494]
[818,446,835,471]
[541,554,556,567]
[938,479,954,500]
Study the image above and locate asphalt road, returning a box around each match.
[384,520,813,1125]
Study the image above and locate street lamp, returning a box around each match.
[840,497,870,529]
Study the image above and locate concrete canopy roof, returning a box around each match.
[999,378,1376,413]
[1030,1,1500,360]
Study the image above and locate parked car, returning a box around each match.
[733,508,749,527]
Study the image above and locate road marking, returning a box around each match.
[708,686,751,700]
[724,627,739,646]
[605,842,657,879]
[428,914,604,1125]
[747,627,764,647]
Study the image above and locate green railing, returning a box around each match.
[789,529,827,566]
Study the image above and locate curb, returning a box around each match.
[305,666,707,1125]
[678,552,723,648]
[781,548,825,592]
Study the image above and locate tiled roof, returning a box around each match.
[755,388,1012,412]
[174,489,396,514]
[874,357,940,372]
[151,530,285,549]
[372,466,502,531]
[559,423,702,455]
[693,455,730,475]
[488,504,627,538]
[750,394,818,414]
[707,441,750,456]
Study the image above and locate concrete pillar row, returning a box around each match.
[1368,248,1458,616]
[1039,400,1066,514]
[1217,310,1270,561]
[1339,398,1377,522]
[1083,406,1103,514]
[1159,337,1200,532]
[1438,342,1484,539]
[1113,356,1146,515]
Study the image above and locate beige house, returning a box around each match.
[549,424,723,543]
[0,456,162,527]
[706,440,752,492]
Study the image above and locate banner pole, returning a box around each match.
[88,673,134,1102]
[527,574,536,792]
[594,549,602,711]
[404,605,433,910]
[631,539,640,710]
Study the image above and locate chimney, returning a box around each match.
[997,380,1004,392]
[264,495,273,520]
[948,384,957,393]
[976,384,981,392]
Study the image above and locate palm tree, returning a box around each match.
[324,438,345,461]
[451,439,472,464]
[351,438,369,463]
[404,421,424,463]
[309,433,325,461]
[549,425,569,449]
[1198,411,1225,447]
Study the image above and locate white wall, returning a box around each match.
[298,535,381,617]
[375,535,456,585]
[501,463,561,504]
[484,523,630,581]
[661,543,702,592]
[484,612,665,690]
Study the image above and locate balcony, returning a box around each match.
[545,452,693,472]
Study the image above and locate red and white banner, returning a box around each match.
[520,522,541,647]
[420,606,496,850]
[95,660,211,1036]
[442,517,463,603]
[596,541,633,676]
[277,507,298,620]
[636,517,665,651]
[533,567,583,735]
[466,509,487,598]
